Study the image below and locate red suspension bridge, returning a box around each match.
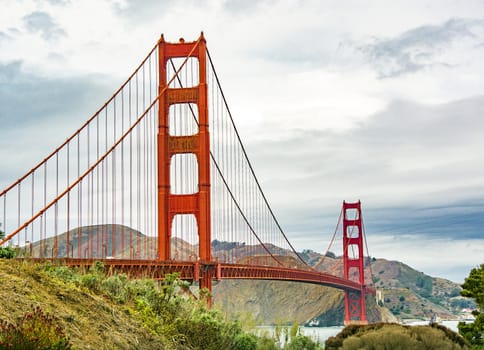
[0,33,374,324]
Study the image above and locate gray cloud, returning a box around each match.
[43,0,70,5]
[244,96,484,242]
[222,0,274,14]
[0,27,21,42]
[0,61,115,182]
[0,61,111,127]
[22,11,66,41]
[360,18,484,78]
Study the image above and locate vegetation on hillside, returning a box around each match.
[0,259,322,349]
[458,263,484,349]
[325,323,469,350]
[0,305,71,349]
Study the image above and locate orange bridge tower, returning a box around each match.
[342,200,368,325]
[157,34,212,291]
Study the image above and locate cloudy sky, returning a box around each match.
[1,0,484,282]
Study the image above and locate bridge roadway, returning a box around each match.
[32,258,372,294]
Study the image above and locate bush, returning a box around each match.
[0,247,17,259]
[101,274,130,303]
[285,335,322,350]
[233,332,258,350]
[78,273,101,292]
[0,305,71,350]
[325,323,469,350]
[256,335,278,350]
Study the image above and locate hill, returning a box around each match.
[213,248,470,325]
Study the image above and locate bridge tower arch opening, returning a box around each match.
[342,200,368,325]
[157,34,212,290]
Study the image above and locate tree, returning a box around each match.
[458,263,484,349]
[461,264,484,309]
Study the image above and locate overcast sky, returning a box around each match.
[1,0,484,282]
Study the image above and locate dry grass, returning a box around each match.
[0,259,164,349]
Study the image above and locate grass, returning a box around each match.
[0,259,163,349]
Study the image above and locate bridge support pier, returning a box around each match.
[342,201,368,325]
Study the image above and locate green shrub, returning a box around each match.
[234,333,258,350]
[101,274,130,303]
[285,335,322,350]
[0,247,17,259]
[0,305,71,350]
[325,323,469,350]
[78,273,101,292]
[45,265,77,282]
[256,335,278,350]
[174,306,241,350]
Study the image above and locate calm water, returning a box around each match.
[258,320,462,344]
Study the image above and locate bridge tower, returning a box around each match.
[342,200,368,325]
[157,34,212,291]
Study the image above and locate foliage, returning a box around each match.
[0,227,16,258]
[416,273,433,297]
[284,335,322,350]
[233,332,258,350]
[42,263,284,349]
[0,247,17,259]
[0,305,71,350]
[325,323,468,350]
[459,314,484,349]
[256,335,278,350]
[289,322,299,340]
[451,298,476,310]
[461,264,484,309]
[265,322,322,350]
[459,263,484,349]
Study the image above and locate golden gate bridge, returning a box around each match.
[0,33,374,324]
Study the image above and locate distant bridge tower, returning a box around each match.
[342,200,368,325]
[157,34,212,291]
